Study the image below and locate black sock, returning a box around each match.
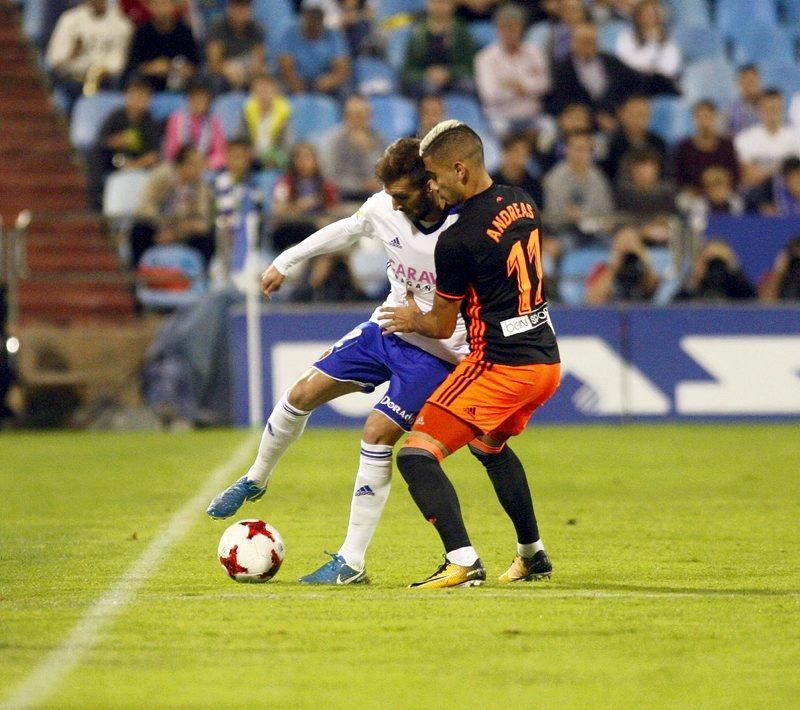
[396,449,471,552]
[470,444,539,545]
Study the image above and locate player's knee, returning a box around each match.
[361,416,403,446]
[286,377,317,411]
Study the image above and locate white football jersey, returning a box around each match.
[273,190,468,364]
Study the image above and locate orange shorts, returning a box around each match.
[408,357,561,457]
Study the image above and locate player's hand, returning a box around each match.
[261,264,285,300]
[378,291,421,334]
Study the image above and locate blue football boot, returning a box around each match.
[299,552,368,585]
[206,476,266,519]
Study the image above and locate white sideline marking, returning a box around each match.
[1,432,260,710]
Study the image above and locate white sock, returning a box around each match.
[518,540,545,558]
[245,394,310,488]
[337,442,392,571]
[447,546,479,566]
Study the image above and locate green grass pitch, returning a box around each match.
[1,424,798,708]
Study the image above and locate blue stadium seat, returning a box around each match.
[70,92,125,150]
[211,92,247,139]
[732,24,795,65]
[386,25,412,71]
[599,20,628,53]
[354,57,398,96]
[290,93,342,141]
[715,0,778,39]
[663,0,711,28]
[480,132,502,174]
[673,26,725,62]
[443,92,487,131]
[649,96,695,144]
[367,95,417,142]
[759,63,800,99]
[149,92,187,122]
[557,247,610,306]
[468,20,496,49]
[681,58,737,108]
[136,244,207,310]
[252,0,295,49]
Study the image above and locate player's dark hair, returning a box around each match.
[375,138,428,187]
[419,122,484,166]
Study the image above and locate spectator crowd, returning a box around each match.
[34,0,800,305]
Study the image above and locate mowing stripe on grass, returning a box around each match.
[1,431,260,710]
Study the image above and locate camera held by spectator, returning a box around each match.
[677,239,756,302]
[759,236,800,302]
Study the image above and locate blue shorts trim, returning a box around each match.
[314,322,455,431]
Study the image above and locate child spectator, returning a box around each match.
[615,148,674,218]
[271,142,339,252]
[87,75,161,211]
[240,73,293,171]
[163,78,227,170]
[693,166,745,216]
[130,145,214,267]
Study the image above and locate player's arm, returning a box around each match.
[261,207,370,298]
[378,292,461,339]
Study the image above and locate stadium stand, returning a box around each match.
[289,92,342,141]
[69,92,126,151]
[366,94,417,143]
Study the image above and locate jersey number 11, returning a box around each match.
[506,228,544,315]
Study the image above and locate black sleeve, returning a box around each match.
[124,27,146,77]
[98,109,126,144]
[140,115,162,153]
[434,234,469,300]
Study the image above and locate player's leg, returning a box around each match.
[299,411,403,585]
[468,362,561,582]
[207,323,387,519]
[468,435,551,582]
[396,403,487,588]
[300,331,454,584]
[206,369,361,519]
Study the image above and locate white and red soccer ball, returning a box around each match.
[218,519,285,583]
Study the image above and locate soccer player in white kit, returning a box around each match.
[207,138,469,584]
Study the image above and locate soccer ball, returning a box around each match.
[218,519,285,583]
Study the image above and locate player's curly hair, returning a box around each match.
[375,138,428,187]
[419,120,484,165]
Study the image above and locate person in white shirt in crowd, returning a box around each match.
[474,2,550,139]
[734,88,800,188]
[615,0,681,84]
[46,0,133,113]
